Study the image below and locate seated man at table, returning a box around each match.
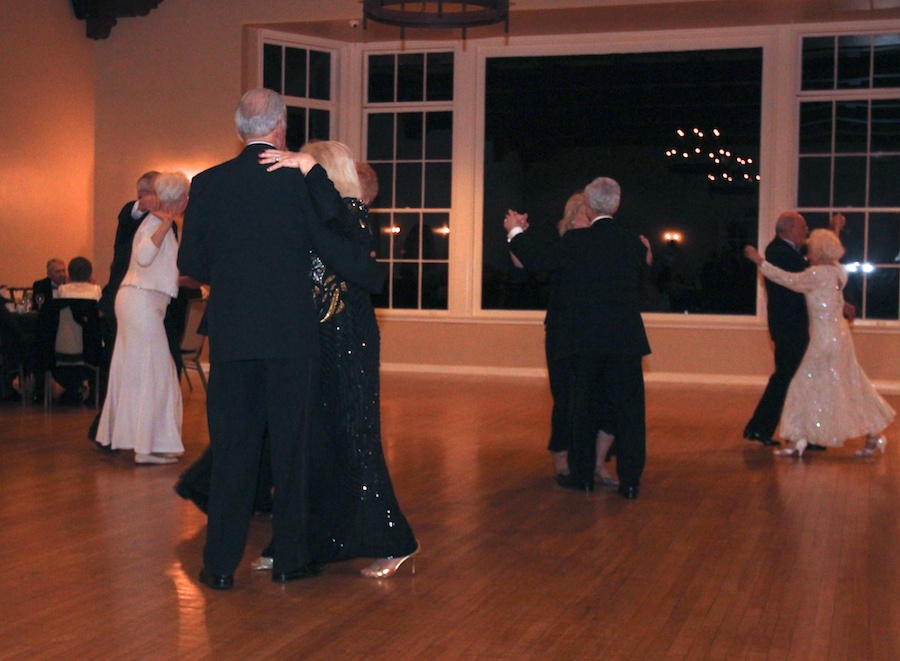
[32,258,68,305]
[58,257,101,301]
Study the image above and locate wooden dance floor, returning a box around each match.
[1,374,898,660]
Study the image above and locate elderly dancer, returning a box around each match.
[179,89,381,590]
[95,172,188,464]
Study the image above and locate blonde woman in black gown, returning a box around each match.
[258,141,419,578]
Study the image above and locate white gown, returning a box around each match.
[760,261,895,446]
[96,215,183,455]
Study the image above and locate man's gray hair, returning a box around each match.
[136,171,159,197]
[584,177,621,216]
[235,88,286,140]
[154,172,190,205]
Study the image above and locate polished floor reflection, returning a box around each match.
[1,375,898,659]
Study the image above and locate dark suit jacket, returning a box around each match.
[178,144,382,364]
[99,201,147,319]
[511,217,651,359]
[31,278,54,304]
[764,236,808,344]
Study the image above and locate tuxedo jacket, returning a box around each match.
[511,217,651,359]
[178,144,382,364]
[764,236,808,344]
[31,277,54,304]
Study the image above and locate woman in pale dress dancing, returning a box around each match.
[96,172,189,464]
[745,229,894,458]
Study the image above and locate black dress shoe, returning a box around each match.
[272,563,323,583]
[555,474,594,493]
[174,480,209,514]
[806,443,827,451]
[199,569,234,590]
[618,484,640,500]
[744,430,781,447]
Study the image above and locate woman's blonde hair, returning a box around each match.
[557,191,586,236]
[807,228,845,264]
[299,140,362,200]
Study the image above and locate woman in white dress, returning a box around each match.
[96,172,189,464]
[745,229,895,458]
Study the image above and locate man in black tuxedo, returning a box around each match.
[179,88,382,590]
[506,177,651,498]
[743,211,809,447]
[32,258,68,305]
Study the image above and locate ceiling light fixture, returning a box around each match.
[363,0,509,38]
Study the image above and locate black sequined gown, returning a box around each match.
[308,198,417,562]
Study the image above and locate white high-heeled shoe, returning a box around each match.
[360,545,419,579]
[856,435,887,458]
[774,439,808,458]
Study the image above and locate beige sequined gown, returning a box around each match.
[759,261,895,446]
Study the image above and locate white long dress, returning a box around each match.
[96,215,183,455]
[760,260,895,446]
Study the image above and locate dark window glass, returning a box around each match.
[397,53,425,102]
[367,113,395,161]
[422,263,448,309]
[309,50,331,100]
[309,109,330,142]
[396,112,424,160]
[394,212,420,259]
[395,163,423,208]
[424,163,452,208]
[799,102,833,154]
[834,100,868,153]
[371,163,393,208]
[837,35,871,90]
[873,34,900,88]
[370,211,392,259]
[863,268,900,319]
[425,111,453,160]
[425,212,450,260]
[284,47,308,98]
[837,212,865,263]
[871,100,900,151]
[426,52,454,101]
[833,156,867,207]
[868,213,900,264]
[483,49,762,313]
[368,54,395,103]
[802,36,834,91]
[797,156,831,207]
[263,44,282,93]
[871,157,900,207]
[392,264,419,308]
[285,106,306,151]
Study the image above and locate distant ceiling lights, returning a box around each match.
[363,0,510,38]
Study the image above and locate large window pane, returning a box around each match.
[871,155,900,207]
[482,48,762,314]
[263,44,282,92]
[396,112,424,160]
[864,268,900,319]
[833,156,867,207]
[395,163,423,208]
[398,53,425,102]
[309,50,331,100]
[800,102,833,154]
[285,106,306,151]
[873,34,900,88]
[797,157,831,207]
[868,213,900,264]
[424,163,452,208]
[309,109,330,142]
[425,111,453,160]
[871,100,900,151]
[834,100,868,153]
[368,54,395,102]
[367,113,394,160]
[426,52,454,101]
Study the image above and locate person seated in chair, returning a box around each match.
[58,257,102,301]
[32,258,68,305]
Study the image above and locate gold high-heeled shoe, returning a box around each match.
[774,439,808,458]
[856,435,887,458]
[360,545,419,579]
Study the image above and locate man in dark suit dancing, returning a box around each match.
[743,211,810,447]
[506,177,651,498]
[179,88,381,590]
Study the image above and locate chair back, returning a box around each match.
[55,307,84,357]
[180,298,207,358]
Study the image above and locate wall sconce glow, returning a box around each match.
[664,231,682,243]
[438,227,450,235]
[389,226,401,234]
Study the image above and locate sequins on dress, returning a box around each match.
[760,261,895,446]
[308,197,417,562]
